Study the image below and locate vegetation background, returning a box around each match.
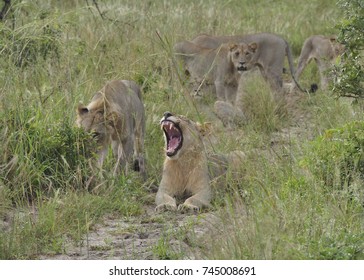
[0,0,363,259]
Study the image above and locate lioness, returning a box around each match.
[76,80,146,179]
[291,35,345,91]
[155,112,245,213]
[174,41,257,103]
[190,33,304,93]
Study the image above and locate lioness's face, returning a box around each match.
[160,112,202,160]
[229,42,257,73]
[76,105,111,147]
[333,42,345,57]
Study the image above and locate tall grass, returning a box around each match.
[203,133,364,259]
[0,0,363,259]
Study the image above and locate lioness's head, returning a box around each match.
[160,112,209,160]
[76,97,121,147]
[329,36,345,57]
[229,42,258,73]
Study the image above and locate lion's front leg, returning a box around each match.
[112,141,128,175]
[133,125,147,180]
[155,189,178,212]
[214,80,226,101]
[224,84,238,104]
[178,186,212,213]
[96,145,109,168]
[317,60,330,90]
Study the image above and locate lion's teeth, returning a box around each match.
[169,123,173,130]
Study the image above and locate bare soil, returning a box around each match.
[38,205,219,260]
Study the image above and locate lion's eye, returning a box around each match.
[234,51,240,57]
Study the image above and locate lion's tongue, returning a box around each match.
[167,137,179,153]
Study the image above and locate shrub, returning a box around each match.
[302,121,364,188]
[333,0,364,98]
[0,109,96,200]
[0,13,62,68]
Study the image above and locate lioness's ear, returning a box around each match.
[229,43,238,51]
[329,36,337,43]
[249,42,258,52]
[196,122,212,136]
[77,103,89,115]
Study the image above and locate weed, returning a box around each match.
[302,121,364,190]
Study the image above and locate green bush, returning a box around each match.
[310,232,364,260]
[333,0,364,98]
[302,121,364,188]
[0,109,96,200]
[0,20,62,68]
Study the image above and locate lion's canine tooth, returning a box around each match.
[169,123,173,130]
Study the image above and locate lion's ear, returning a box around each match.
[196,122,212,136]
[249,42,258,52]
[329,36,337,43]
[229,43,238,51]
[77,103,89,115]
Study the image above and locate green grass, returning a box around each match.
[0,0,363,259]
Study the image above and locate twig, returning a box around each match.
[85,0,136,28]
[339,94,364,99]
[92,0,105,19]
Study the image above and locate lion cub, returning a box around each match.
[155,112,245,213]
[76,80,146,179]
[174,40,257,103]
[292,35,345,92]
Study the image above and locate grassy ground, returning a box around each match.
[0,0,363,259]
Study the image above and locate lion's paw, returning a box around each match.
[155,203,177,213]
[177,203,200,213]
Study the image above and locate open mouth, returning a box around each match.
[161,120,183,157]
[237,63,247,72]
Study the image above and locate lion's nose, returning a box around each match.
[163,112,173,119]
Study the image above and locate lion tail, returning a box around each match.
[285,41,308,93]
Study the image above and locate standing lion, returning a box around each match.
[174,41,255,103]
[189,32,305,93]
[291,35,345,92]
[76,80,146,179]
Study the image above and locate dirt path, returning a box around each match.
[39,205,218,260]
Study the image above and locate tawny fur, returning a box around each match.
[292,35,345,91]
[76,80,146,179]
[174,41,256,103]
[155,114,245,213]
[190,32,304,93]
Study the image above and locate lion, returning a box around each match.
[155,112,245,213]
[76,79,146,179]
[291,35,345,91]
[190,32,305,93]
[174,40,257,103]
